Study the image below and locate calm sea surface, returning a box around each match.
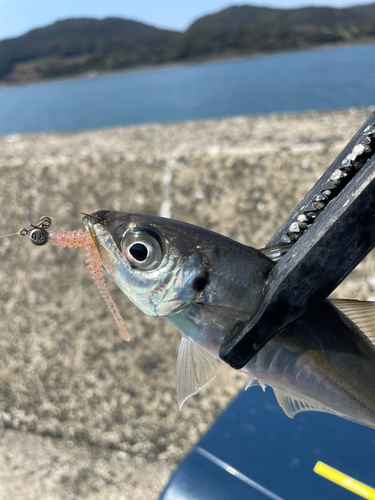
[1,43,375,135]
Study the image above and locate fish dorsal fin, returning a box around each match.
[259,242,293,262]
[273,388,338,419]
[176,336,218,410]
[329,299,375,348]
[245,375,267,392]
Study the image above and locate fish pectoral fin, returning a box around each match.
[273,388,338,418]
[176,336,218,410]
[329,298,375,348]
[259,242,294,262]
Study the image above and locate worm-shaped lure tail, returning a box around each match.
[48,229,130,341]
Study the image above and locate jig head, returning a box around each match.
[19,216,51,246]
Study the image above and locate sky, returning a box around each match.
[1,0,374,41]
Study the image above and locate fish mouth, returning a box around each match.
[82,212,106,250]
[81,211,123,277]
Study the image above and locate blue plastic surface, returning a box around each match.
[160,387,375,499]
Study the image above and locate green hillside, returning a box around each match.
[189,3,375,29]
[1,3,375,85]
[0,18,181,83]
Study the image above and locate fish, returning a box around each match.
[83,210,375,429]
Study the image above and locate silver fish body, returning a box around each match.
[84,210,375,429]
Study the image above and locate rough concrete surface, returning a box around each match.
[0,107,375,499]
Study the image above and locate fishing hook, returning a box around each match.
[80,212,103,222]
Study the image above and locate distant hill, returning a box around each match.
[181,3,375,61]
[0,18,180,83]
[189,4,375,30]
[1,3,375,85]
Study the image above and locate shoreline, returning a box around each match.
[2,105,374,140]
[1,39,375,91]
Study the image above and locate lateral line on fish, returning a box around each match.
[301,328,375,416]
[48,229,130,341]
[269,320,375,419]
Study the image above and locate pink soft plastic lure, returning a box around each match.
[48,229,130,341]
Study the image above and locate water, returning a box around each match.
[1,43,375,135]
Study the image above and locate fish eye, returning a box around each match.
[122,230,163,270]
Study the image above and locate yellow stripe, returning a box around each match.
[314,461,375,499]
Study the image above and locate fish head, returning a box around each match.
[83,210,215,317]
[83,210,274,324]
